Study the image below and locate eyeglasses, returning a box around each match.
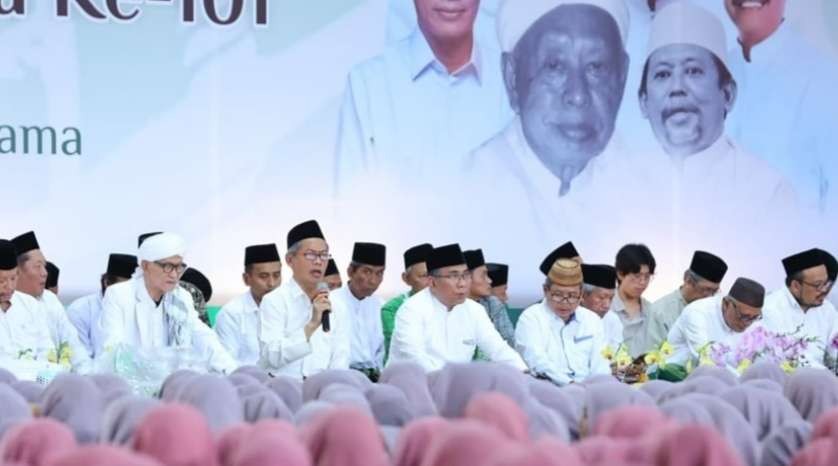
[435,271,473,283]
[154,261,188,275]
[547,290,581,304]
[799,279,834,292]
[727,298,762,323]
[301,251,331,263]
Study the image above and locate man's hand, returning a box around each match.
[305,292,331,339]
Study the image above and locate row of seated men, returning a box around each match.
[0,222,836,383]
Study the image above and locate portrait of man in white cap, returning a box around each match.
[636,1,795,223]
[724,0,838,214]
[470,0,631,197]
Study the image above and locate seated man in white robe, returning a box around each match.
[10,231,90,370]
[667,277,765,366]
[259,220,350,379]
[581,263,622,349]
[99,232,236,373]
[388,243,526,372]
[0,240,86,378]
[330,242,387,381]
[214,243,282,367]
[67,253,137,358]
[762,249,837,369]
[516,258,611,385]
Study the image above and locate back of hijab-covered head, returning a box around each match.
[301,407,389,466]
[131,403,218,466]
[0,418,77,466]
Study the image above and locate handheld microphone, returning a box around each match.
[316,282,331,332]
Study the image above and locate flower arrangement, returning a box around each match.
[46,341,73,368]
[695,325,816,375]
[602,344,647,383]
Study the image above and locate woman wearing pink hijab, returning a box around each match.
[231,432,311,466]
[592,406,674,440]
[392,417,450,466]
[419,420,512,466]
[789,438,832,466]
[43,446,162,466]
[464,392,529,442]
[0,419,76,466]
[301,407,388,466]
[812,407,838,439]
[131,403,218,466]
[655,424,745,466]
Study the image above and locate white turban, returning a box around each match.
[496,0,629,52]
[647,2,728,68]
[138,232,186,263]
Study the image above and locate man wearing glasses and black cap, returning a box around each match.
[762,248,837,368]
[666,277,765,366]
[100,232,236,373]
[259,220,349,379]
[388,243,526,372]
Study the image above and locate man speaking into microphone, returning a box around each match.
[259,220,350,379]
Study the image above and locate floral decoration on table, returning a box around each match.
[694,325,816,375]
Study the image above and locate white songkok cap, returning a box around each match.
[496,0,630,52]
[647,2,728,68]
[138,232,185,263]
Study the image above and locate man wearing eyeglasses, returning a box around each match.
[610,243,656,357]
[666,277,765,366]
[762,249,837,369]
[100,232,236,373]
[258,220,349,379]
[10,231,91,372]
[515,258,610,385]
[387,243,526,372]
[645,251,728,349]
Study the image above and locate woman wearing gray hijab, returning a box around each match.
[241,389,294,423]
[266,376,303,413]
[10,381,43,404]
[523,400,569,441]
[294,400,335,426]
[678,392,760,466]
[318,383,372,415]
[232,365,270,384]
[301,369,371,402]
[379,362,437,417]
[428,363,529,418]
[0,384,31,426]
[582,383,655,432]
[40,373,105,443]
[722,385,802,441]
[687,365,740,386]
[741,361,788,387]
[365,384,415,427]
[88,374,132,406]
[638,379,674,401]
[656,376,731,404]
[158,369,199,401]
[99,396,160,444]
[784,368,838,422]
[175,373,243,432]
[758,420,812,466]
[527,379,580,440]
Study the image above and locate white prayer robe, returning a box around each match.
[0,292,65,378]
[387,288,526,372]
[761,287,837,369]
[66,292,105,358]
[214,291,261,367]
[258,278,350,379]
[99,277,237,373]
[666,295,756,366]
[36,290,91,369]
[514,302,611,385]
[329,284,384,370]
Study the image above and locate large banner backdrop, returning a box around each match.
[3,0,837,305]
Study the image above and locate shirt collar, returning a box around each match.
[738,19,789,65]
[781,286,806,313]
[244,290,260,313]
[408,29,482,83]
[540,299,577,325]
[287,277,307,301]
[341,283,364,306]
